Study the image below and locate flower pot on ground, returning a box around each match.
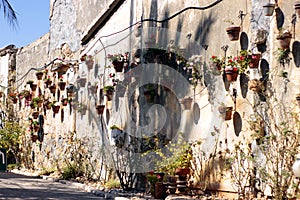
[295,1,300,18]
[225,26,241,41]
[175,168,190,176]
[263,3,275,16]
[276,30,292,50]
[96,105,105,115]
[35,71,44,80]
[179,97,193,110]
[58,81,66,90]
[154,182,165,199]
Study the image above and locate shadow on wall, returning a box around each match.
[275,7,284,30]
[194,12,217,47]
[292,41,300,67]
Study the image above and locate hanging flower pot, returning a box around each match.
[58,81,66,90]
[88,85,98,95]
[225,26,241,41]
[52,105,60,114]
[249,54,261,68]
[225,67,239,82]
[35,71,44,80]
[44,101,52,110]
[113,61,124,72]
[12,97,18,104]
[263,3,275,16]
[96,105,105,115]
[225,107,233,120]
[86,60,94,70]
[179,97,193,110]
[32,111,39,119]
[44,79,52,87]
[30,83,37,91]
[295,1,300,18]
[61,98,69,106]
[49,85,56,94]
[54,62,69,74]
[276,31,292,50]
[104,86,115,101]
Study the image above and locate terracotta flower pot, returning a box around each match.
[225,67,239,82]
[276,32,292,50]
[225,107,233,120]
[44,79,52,87]
[31,135,38,142]
[225,26,241,41]
[96,105,105,115]
[86,60,94,70]
[295,1,300,18]
[113,61,124,72]
[77,78,87,87]
[52,105,60,114]
[30,84,37,91]
[89,85,98,94]
[49,85,56,94]
[35,72,44,80]
[58,81,66,90]
[61,98,68,106]
[175,168,190,176]
[249,54,261,68]
[32,111,39,119]
[263,3,275,16]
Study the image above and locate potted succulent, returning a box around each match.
[276,29,292,50]
[263,3,275,16]
[224,20,241,41]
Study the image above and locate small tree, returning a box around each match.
[0,121,25,165]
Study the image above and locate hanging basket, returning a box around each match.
[96,105,105,115]
[263,3,275,16]
[225,26,241,41]
[225,67,239,82]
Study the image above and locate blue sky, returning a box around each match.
[0,0,50,48]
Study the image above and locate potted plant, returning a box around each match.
[104,85,115,101]
[249,53,261,68]
[31,134,38,142]
[263,3,275,16]
[9,92,18,104]
[276,29,292,50]
[219,105,233,120]
[44,100,52,110]
[81,54,94,70]
[35,71,44,80]
[107,53,129,72]
[88,83,98,95]
[31,121,40,132]
[225,20,241,41]
[26,80,34,85]
[32,111,39,119]
[76,76,87,88]
[296,94,300,107]
[179,97,193,110]
[50,101,60,114]
[61,98,69,106]
[49,84,56,94]
[146,172,165,198]
[275,48,291,65]
[32,97,43,108]
[295,1,300,18]
[96,104,105,115]
[19,90,32,101]
[43,75,52,87]
[53,61,69,74]
[58,75,66,90]
[209,55,224,75]
[225,57,239,82]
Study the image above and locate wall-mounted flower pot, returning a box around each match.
[32,111,39,119]
[33,125,39,132]
[276,32,292,50]
[225,26,241,41]
[52,105,60,114]
[30,83,37,91]
[58,81,66,90]
[113,61,124,72]
[86,60,94,70]
[49,85,56,94]
[179,97,193,110]
[263,3,275,16]
[210,62,222,75]
[35,72,44,80]
[61,98,68,106]
[249,54,261,68]
[44,79,52,87]
[44,101,52,110]
[88,85,98,94]
[225,67,238,82]
[96,105,105,115]
[296,94,300,107]
[105,90,114,101]
[31,135,38,142]
[225,107,233,120]
[25,94,32,101]
[295,2,300,18]
[12,98,18,104]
